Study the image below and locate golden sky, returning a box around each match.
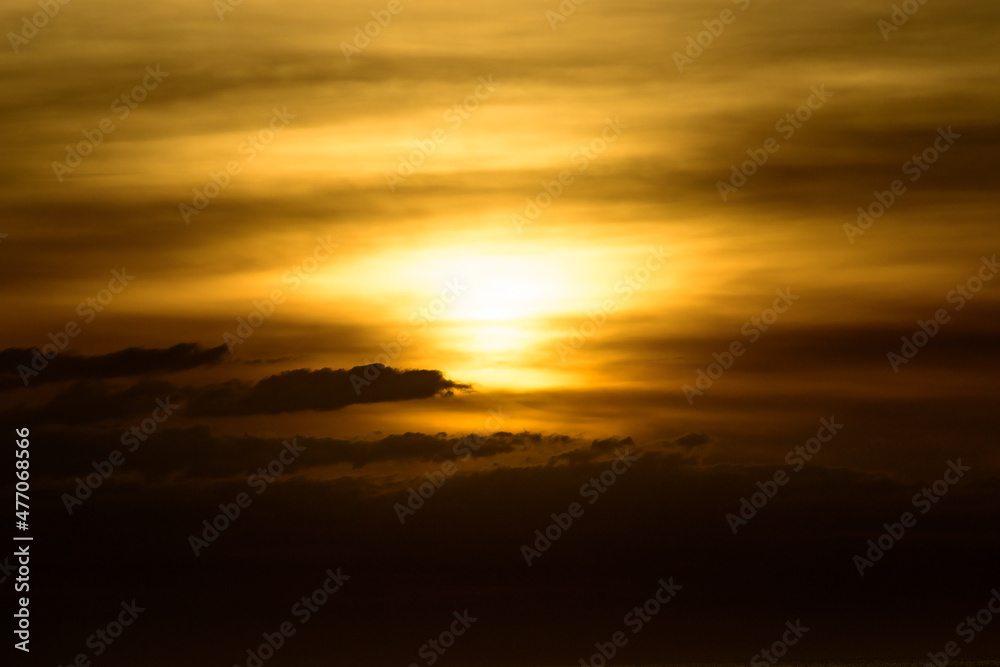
[4,0,997,476]
[2,0,1000,663]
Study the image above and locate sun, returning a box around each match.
[441,255,570,324]
[384,250,580,370]
[314,243,635,387]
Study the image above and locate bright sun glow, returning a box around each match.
[440,255,571,323]
[425,254,575,365]
[311,244,655,389]
[393,251,585,387]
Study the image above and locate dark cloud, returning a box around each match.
[184,365,470,417]
[0,343,227,390]
[2,380,176,425]
[55,426,535,480]
[674,432,710,448]
[30,426,583,482]
[0,364,471,425]
[550,436,634,465]
[17,447,1000,666]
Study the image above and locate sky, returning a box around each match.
[1,0,999,665]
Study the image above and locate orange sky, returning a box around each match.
[2,1,1000,663]
[3,0,998,480]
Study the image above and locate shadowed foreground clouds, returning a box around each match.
[19,435,1000,666]
[2,0,1000,664]
[0,343,228,389]
[30,425,587,482]
[0,361,469,424]
[184,366,470,416]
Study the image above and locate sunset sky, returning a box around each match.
[2,0,999,664]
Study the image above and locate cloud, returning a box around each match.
[185,365,470,416]
[674,432,710,448]
[0,364,471,425]
[23,443,1000,665]
[31,425,553,482]
[549,436,634,465]
[2,0,999,662]
[0,343,227,390]
[2,380,177,425]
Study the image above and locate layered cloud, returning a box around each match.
[1,0,998,663]
[18,438,1000,666]
[0,343,227,389]
[0,354,469,424]
[185,366,469,416]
